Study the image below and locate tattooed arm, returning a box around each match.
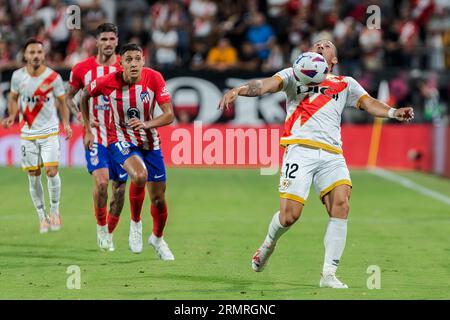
[218,76,283,110]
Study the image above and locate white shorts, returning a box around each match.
[20,135,60,171]
[278,144,352,204]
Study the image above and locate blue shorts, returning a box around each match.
[85,143,128,182]
[109,141,166,182]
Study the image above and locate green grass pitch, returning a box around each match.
[0,167,449,299]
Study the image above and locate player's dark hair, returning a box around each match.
[95,22,118,37]
[23,38,44,51]
[119,43,143,56]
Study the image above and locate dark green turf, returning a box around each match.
[0,167,449,299]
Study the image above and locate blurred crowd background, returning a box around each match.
[0,0,449,123]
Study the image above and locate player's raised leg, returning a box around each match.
[106,180,126,251]
[27,168,50,233]
[252,198,303,272]
[320,184,351,289]
[123,154,148,253]
[147,180,174,261]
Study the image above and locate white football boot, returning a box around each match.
[96,224,109,251]
[49,212,62,231]
[39,216,50,234]
[107,233,115,252]
[129,220,143,253]
[148,234,175,260]
[251,241,275,272]
[319,273,349,289]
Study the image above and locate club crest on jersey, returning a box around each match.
[140,91,150,103]
[127,107,140,119]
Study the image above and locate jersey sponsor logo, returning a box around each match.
[127,107,140,119]
[95,104,110,111]
[140,90,150,103]
[297,85,339,101]
[160,86,169,97]
[22,95,50,103]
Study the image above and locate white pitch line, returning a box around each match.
[369,168,450,206]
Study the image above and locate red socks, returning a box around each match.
[129,182,145,222]
[151,204,168,237]
[94,207,107,226]
[107,213,120,233]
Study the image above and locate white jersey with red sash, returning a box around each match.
[10,66,65,140]
[275,68,369,154]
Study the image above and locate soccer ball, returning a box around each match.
[292,52,329,86]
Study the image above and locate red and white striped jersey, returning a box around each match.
[10,66,65,140]
[87,67,172,150]
[69,55,121,146]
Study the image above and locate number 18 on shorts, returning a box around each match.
[109,141,167,182]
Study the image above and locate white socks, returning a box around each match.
[264,211,290,245]
[323,217,348,275]
[47,173,61,215]
[28,175,46,221]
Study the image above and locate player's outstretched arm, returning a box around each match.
[360,96,414,122]
[56,95,73,140]
[80,87,95,149]
[218,76,283,110]
[1,91,19,128]
[128,102,174,130]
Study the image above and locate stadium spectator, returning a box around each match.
[262,41,285,72]
[0,38,19,70]
[151,21,179,70]
[237,41,260,71]
[206,37,238,71]
[246,12,275,60]
[189,0,218,41]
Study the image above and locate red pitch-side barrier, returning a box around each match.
[0,124,432,171]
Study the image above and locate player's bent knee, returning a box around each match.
[331,199,350,219]
[45,167,58,177]
[94,179,109,194]
[150,194,166,209]
[28,169,41,177]
[132,172,148,186]
[280,207,301,226]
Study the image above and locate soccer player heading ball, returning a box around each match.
[219,39,414,288]
[2,39,72,233]
[80,43,175,260]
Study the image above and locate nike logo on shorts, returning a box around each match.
[119,173,127,179]
[154,174,165,179]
